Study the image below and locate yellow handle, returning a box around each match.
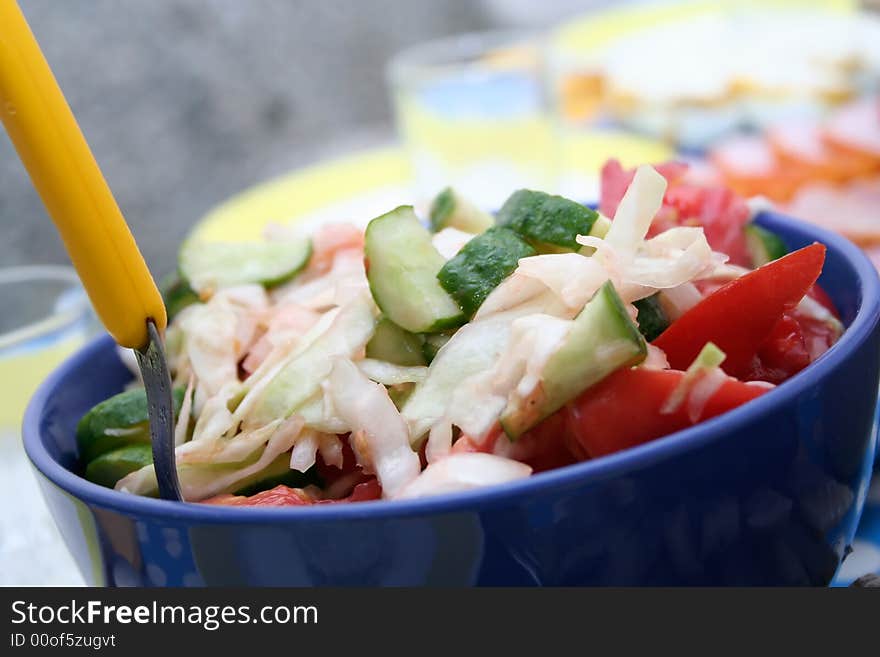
[0,0,165,349]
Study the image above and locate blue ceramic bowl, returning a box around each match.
[24,210,880,586]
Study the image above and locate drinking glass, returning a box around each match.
[0,265,93,585]
[387,30,556,211]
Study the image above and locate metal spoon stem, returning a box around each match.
[135,320,182,501]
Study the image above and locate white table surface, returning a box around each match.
[0,430,84,586]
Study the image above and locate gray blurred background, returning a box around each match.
[1,0,602,277]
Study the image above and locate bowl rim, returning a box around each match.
[23,209,880,523]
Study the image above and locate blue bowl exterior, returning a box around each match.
[23,210,880,586]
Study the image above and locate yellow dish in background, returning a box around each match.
[193,132,672,243]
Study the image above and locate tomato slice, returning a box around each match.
[566,368,769,458]
[202,485,313,507]
[202,478,383,507]
[653,243,826,376]
[453,415,581,473]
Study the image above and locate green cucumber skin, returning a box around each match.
[365,205,465,333]
[437,227,536,317]
[77,387,186,464]
[497,190,599,250]
[633,293,670,342]
[745,224,788,267]
[84,444,154,489]
[259,240,314,288]
[366,318,427,367]
[429,187,494,234]
[500,281,647,439]
[429,188,456,232]
[160,273,200,321]
[421,332,453,363]
[179,239,312,293]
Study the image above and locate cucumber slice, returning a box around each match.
[179,238,312,294]
[77,387,187,464]
[421,332,453,363]
[500,281,647,439]
[160,272,200,321]
[745,224,788,267]
[429,187,494,234]
[588,214,612,239]
[85,444,154,489]
[365,206,465,333]
[366,317,426,366]
[633,293,670,341]
[497,189,599,251]
[437,227,536,318]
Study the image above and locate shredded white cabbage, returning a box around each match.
[659,282,703,320]
[394,453,532,500]
[111,164,805,505]
[317,432,344,470]
[661,342,727,419]
[117,417,298,501]
[432,227,475,259]
[190,381,242,443]
[272,247,367,311]
[174,375,195,447]
[603,165,668,254]
[289,428,320,473]
[328,358,420,498]
[243,291,377,430]
[357,359,428,386]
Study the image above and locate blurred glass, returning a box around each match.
[0,265,91,585]
[387,30,555,210]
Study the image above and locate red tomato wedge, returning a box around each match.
[202,485,313,507]
[566,368,769,458]
[201,478,383,507]
[653,243,826,376]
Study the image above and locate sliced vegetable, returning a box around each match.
[364,206,465,333]
[437,226,536,317]
[231,453,321,497]
[633,293,670,341]
[365,317,426,366]
[432,227,475,260]
[497,189,599,251]
[421,332,453,364]
[576,214,613,255]
[160,273,200,321]
[429,187,494,234]
[76,387,186,463]
[328,358,420,498]
[659,342,726,417]
[567,367,769,458]
[403,311,518,441]
[395,453,531,500]
[745,223,788,267]
[500,281,647,439]
[653,244,826,376]
[357,359,427,386]
[180,238,312,294]
[85,444,153,489]
[247,292,377,428]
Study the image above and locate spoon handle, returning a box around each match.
[0,0,165,349]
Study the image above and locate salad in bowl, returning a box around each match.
[76,161,843,507]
